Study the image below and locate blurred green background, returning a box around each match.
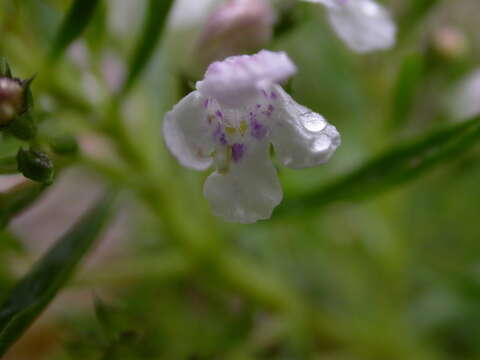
[1,0,480,359]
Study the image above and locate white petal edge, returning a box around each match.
[196,50,297,107]
[270,85,341,169]
[203,141,282,223]
[163,91,214,170]
[326,0,396,53]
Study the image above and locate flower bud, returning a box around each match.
[17,148,54,184]
[196,0,276,67]
[432,26,469,61]
[49,134,79,156]
[0,77,24,127]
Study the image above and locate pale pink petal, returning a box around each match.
[196,50,296,107]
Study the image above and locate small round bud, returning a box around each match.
[17,148,54,184]
[49,134,79,156]
[0,77,24,126]
[432,27,469,61]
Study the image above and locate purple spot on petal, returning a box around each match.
[268,104,274,112]
[256,104,261,109]
[232,143,245,163]
[215,110,223,118]
[250,119,268,140]
[203,99,209,108]
[261,89,268,98]
[270,91,277,100]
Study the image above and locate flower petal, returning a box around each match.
[269,86,340,169]
[326,0,396,53]
[163,91,214,170]
[196,50,296,107]
[203,141,282,223]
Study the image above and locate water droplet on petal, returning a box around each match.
[312,134,331,152]
[302,113,327,132]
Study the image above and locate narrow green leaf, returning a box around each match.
[0,182,45,228]
[399,0,443,41]
[277,116,480,216]
[0,192,115,355]
[120,0,175,96]
[84,2,108,54]
[391,54,426,128]
[48,0,101,62]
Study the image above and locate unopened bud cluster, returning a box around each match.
[0,59,56,184]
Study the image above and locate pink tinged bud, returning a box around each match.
[432,27,469,61]
[196,0,276,66]
[0,78,24,126]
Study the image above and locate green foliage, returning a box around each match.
[8,112,37,140]
[48,0,101,62]
[399,0,444,40]
[120,0,175,96]
[0,58,12,78]
[48,134,79,156]
[0,182,45,228]
[279,116,480,216]
[0,193,115,356]
[0,156,19,175]
[391,53,426,128]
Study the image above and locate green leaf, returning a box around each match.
[0,182,46,228]
[399,0,443,41]
[48,0,101,62]
[0,192,116,356]
[277,116,480,216]
[120,0,175,96]
[391,53,426,129]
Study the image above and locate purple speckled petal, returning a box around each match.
[250,118,268,140]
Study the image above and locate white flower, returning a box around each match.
[304,0,396,53]
[163,50,340,223]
